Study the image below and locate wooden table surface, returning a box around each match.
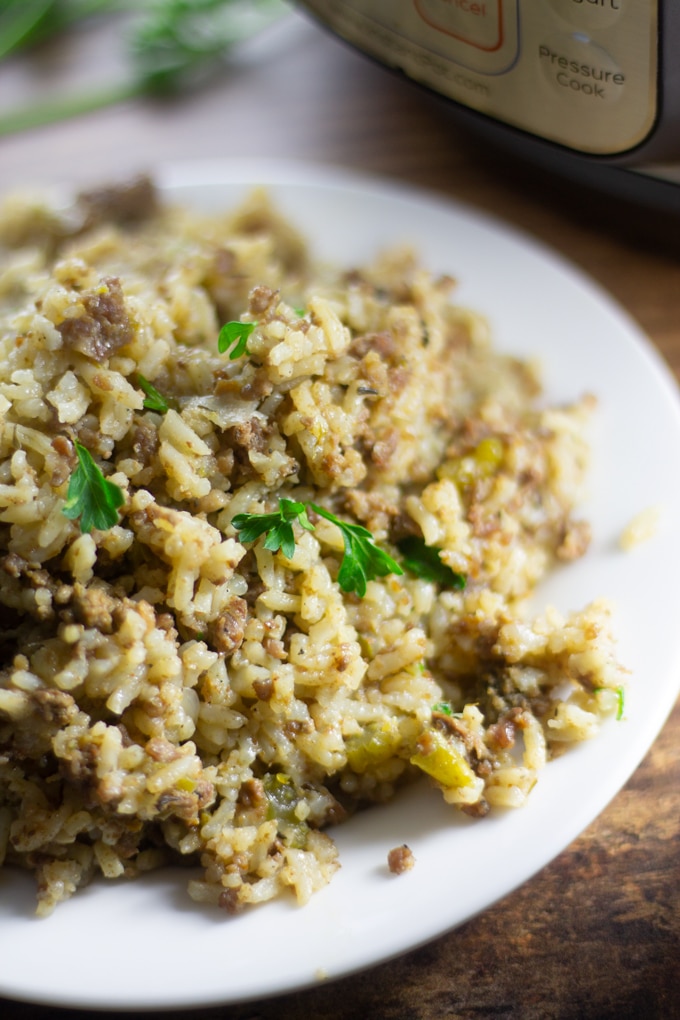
[1,9,679,1020]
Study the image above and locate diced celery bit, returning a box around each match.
[440,436,504,488]
[410,727,475,788]
[474,436,504,475]
[263,772,298,822]
[263,772,308,848]
[345,721,401,773]
[175,777,195,793]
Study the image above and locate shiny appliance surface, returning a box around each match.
[297,1,680,208]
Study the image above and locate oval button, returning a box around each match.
[415,0,503,52]
[538,34,625,105]
[547,0,625,31]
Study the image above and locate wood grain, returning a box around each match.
[0,10,679,1019]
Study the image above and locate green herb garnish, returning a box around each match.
[309,503,404,598]
[231,499,403,597]
[232,498,313,560]
[217,320,257,359]
[0,1,130,64]
[0,1,287,137]
[397,535,466,590]
[138,373,172,414]
[62,441,125,533]
[432,702,453,716]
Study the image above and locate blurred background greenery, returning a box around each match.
[0,0,288,134]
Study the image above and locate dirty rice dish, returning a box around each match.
[0,179,626,916]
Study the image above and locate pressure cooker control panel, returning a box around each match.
[300,0,659,156]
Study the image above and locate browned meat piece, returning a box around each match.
[209,596,248,655]
[237,779,266,810]
[252,679,273,701]
[1,552,26,579]
[228,417,277,484]
[387,844,415,875]
[212,248,235,278]
[248,284,279,317]
[323,798,348,826]
[155,613,177,637]
[556,518,592,561]
[77,176,159,228]
[231,417,271,454]
[203,248,245,321]
[154,775,215,824]
[56,736,99,787]
[388,510,421,544]
[145,737,182,763]
[29,689,78,727]
[68,583,125,634]
[218,888,243,914]
[461,798,490,819]
[48,435,75,487]
[131,416,160,466]
[58,277,133,362]
[283,719,313,738]
[262,636,286,660]
[367,428,399,469]
[350,331,397,359]
[486,715,517,750]
[0,555,64,622]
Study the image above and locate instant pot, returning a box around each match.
[297,0,680,211]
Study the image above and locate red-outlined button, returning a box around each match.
[414,0,504,52]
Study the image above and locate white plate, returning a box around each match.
[2,159,680,1011]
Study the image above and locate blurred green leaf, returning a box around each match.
[0,0,287,134]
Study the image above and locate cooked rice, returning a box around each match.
[619,505,660,551]
[0,178,626,916]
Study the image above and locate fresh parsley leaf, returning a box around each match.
[0,1,288,137]
[397,535,466,590]
[432,701,453,716]
[217,320,257,359]
[232,499,403,597]
[309,504,403,598]
[62,441,125,534]
[137,373,173,414]
[232,498,313,560]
